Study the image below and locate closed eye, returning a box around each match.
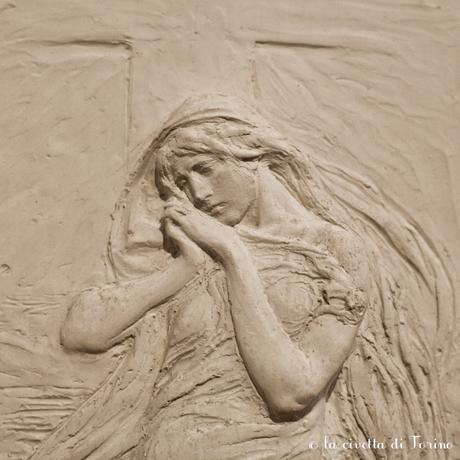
[175,175,188,189]
[192,161,214,175]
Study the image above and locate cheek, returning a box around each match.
[218,169,256,216]
[213,169,250,202]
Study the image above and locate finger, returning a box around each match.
[164,204,190,217]
[166,195,190,208]
[168,188,189,203]
[164,209,201,244]
[164,200,194,214]
[164,218,185,237]
[165,196,181,206]
[162,218,178,255]
[166,220,205,259]
[164,207,188,223]
[165,217,194,241]
[164,209,197,239]
[164,199,189,210]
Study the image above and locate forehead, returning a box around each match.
[171,153,216,175]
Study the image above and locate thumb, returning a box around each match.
[166,220,187,244]
[166,221,206,264]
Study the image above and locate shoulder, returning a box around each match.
[315,224,370,290]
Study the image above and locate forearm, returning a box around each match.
[61,256,195,353]
[222,247,316,419]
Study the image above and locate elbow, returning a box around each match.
[60,302,112,354]
[60,290,113,354]
[266,386,320,422]
[60,320,111,354]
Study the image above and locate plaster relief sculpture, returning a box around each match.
[29,95,453,460]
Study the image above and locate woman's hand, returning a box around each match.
[163,197,242,263]
[163,217,208,269]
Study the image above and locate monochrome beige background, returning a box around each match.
[0,0,459,458]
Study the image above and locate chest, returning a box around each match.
[252,249,322,337]
[168,250,321,346]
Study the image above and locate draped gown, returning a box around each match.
[133,228,365,460]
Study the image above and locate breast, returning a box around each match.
[167,270,231,348]
[254,249,320,338]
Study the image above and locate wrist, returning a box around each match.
[219,238,249,269]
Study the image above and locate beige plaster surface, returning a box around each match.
[0,1,459,459]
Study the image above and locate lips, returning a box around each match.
[203,202,225,215]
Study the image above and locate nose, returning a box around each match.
[188,172,213,205]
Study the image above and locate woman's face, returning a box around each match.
[171,154,257,226]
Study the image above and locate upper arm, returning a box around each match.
[324,227,370,292]
[297,227,369,393]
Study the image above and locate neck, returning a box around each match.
[238,166,320,231]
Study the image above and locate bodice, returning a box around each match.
[136,235,362,460]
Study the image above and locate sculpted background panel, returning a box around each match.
[0,1,458,459]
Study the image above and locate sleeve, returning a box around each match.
[306,252,367,327]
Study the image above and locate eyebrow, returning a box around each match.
[173,156,215,177]
[192,160,209,169]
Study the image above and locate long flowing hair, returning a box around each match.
[148,96,453,460]
[29,95,454,460]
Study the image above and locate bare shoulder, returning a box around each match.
[315,223,370,290]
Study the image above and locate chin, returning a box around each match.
[218,211,243,227]
[218,217,237,226]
